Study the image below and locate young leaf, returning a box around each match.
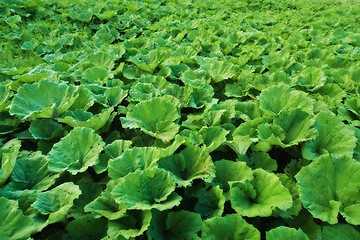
[47,127,105,174]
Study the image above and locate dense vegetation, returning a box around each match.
[1,0,360,239]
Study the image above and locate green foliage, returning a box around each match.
[1,0,360,238]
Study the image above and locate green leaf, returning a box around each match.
[59,107,115,132]
[111,168,181,211]
[296,67,327,92]
[196,57,239,82]
[96,139,134,173]
[105,138,131,155]
[266,226,309,240]
[201,213,261,240]
[258,83,313,116]
[0,112,21,135]
[67,86,95,111]
[0,197,35,240]
[9,80,79,119]
[108,147,161,179]
[274,109,317,146]
[238,151,278,172]
[284,209,322,240]
[65,214,108,240]
[256,109,317,149]
[82,66,113,84]
[321,224,360,240]
[235,101,262,121]
[148,210,202,240]
[68,174,103,219]
[200,126,230,153]
[108,210,152,239]
[32,182,81,224]
[21,40,39,51]
[194,186,225,218]
[47,127,105,174]
[9,152,59,191]
[0,139,21,187]
[84,181,127,220]
[214,160,253,192]
[158,145,215,187]
[29,119,64,140]
[230,169,292,217]
[129,82,161,102]
[295,155,360,225]
[302,111,356,160]
[0,84,13,112]
[227,134,257,156]
[129,48,170,72]
[274,174,302,218]
[121,96,180,142]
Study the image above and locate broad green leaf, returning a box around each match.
[0,139,21,187]
[94,139,133,173]
[82,66,112,84]
[214,160,253,192]
[67,86,95,111]
[235,101,262,121]
[302,111,356,160]
[157,135,185,159]
[230,168,292,217]
[295,155,360,225]
[105,140,133,159]
[201,213,260,240]
[274,174,302,218]
[148,210,202,240]
[68,174,103,219]
[108,210,152,239]
[194,186,225,218]
[196,57,239,82]
[21,40,38,51]
[112,168,181,211]
[65,214,108,240]
[109,147,161,179]
[238,151,278,172]
[58,107,115,131]
[266,226,309,240]
[200,126,229,153]
[0,112,21,135]
[32,182,81,224]
[338,97,360,126]
[274,109,317,146]
[29,119,64,140]
[82,50,124,70]
[104,86,128,107]
[227,136,254,157]
[47,127,105,174]
[129,82,161,102]
[296,67,327,92]
[321,224,360,240]
[284,209,322,240]
[9,80,79,119]
[0,197,35,240]
[129,48,170,72]
[262,49,291,69]
[256,109,317,150]
[0,84,12,112]
[158,145,215,187]
[121,96,180,142]
[9,152,59,191]
[258,83,313,116]
[84,180,127,220]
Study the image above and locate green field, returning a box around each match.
[1,0,360,239]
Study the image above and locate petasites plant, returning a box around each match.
[1,0,360,238]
